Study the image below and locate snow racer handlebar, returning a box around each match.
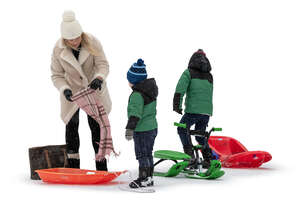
[174,122,222,135]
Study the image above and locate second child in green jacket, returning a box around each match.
[173,49,214,168]
[125,59,158,189]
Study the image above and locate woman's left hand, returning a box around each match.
[89,78,103,90]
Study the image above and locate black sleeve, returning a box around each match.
[173,92,181,111]
[126,116,140,130]
[208,72,213,84]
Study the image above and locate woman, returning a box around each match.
[50,10,112,171]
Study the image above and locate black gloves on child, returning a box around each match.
[173,93,183,115]
[174,108,183,115]
[89,78,103,90]
[63,89,73,102]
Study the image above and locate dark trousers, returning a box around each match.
[177,113,210,146]
[133,129,157,168]
[65,109,107,170]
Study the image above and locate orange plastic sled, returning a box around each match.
[35,168,126,184]
[209,136,272,168]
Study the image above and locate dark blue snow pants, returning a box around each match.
[133,128,157,168]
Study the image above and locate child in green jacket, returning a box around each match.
[173,49,214,168]
[125,59,158,189]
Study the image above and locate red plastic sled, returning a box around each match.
[35,168,126,184]
[209,136,272,168]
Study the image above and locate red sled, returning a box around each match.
[209,136,272,168]
[35,168,126,184]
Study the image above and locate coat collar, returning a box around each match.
[78,47,90,65]
[58,38,90,80]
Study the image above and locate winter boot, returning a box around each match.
[201,144,213,169]
[129,167,153,188]
[202,160,211,169]
[68,158,80,169]
[96,159,108,171]
[149,167,154,186]
[183,145,197,169]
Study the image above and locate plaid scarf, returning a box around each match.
[71,88,117,161]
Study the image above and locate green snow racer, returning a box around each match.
[153,123,225,179]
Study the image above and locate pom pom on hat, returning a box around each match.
[61,10,83,40]
[136,58,144,66]
[63,10,76,22]
[195,49,206,56]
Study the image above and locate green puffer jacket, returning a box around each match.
[173,68,213,115]
[126,78,158,132]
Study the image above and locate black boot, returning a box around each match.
[183,145,196,158]
[149,167,154,186]
[183,145,197,168]
[201,144,213,169]
[129,167,153,188]
[202,160,211,169]
[96,159,108,171]
[68,158,80,169]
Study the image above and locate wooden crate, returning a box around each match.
[28,145,69,180]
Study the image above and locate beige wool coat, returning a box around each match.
[51,34,112,124]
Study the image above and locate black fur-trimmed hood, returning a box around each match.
[188,50,212,73]
[132,78,158,105]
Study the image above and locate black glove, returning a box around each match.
[173,93,183,115]
[63,89,73,102]
[174,108,182,115]
[89,78,103,90]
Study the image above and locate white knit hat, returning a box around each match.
[60,10,83,40]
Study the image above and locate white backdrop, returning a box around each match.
[0,0,299,206]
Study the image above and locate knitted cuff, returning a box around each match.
[126,116,140,130]
[173,92,182,111]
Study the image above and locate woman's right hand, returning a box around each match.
[63,89,73,102]
[89,78,103,90]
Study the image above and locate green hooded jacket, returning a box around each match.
[126,78,158,132]
[174,69,213,115]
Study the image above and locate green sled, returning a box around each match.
[154,150,190,177]
[154,150,225,179]
[185,160,225,179]
[154,150,191,160]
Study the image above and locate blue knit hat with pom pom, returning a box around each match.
[127,58,147,84]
